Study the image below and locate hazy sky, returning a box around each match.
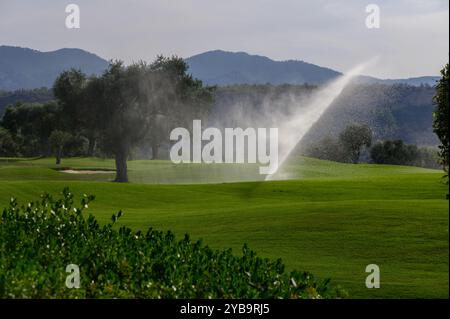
[0,0,448,78]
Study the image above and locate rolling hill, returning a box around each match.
[185,50,440,86]
[0,156,447,298]
[0,46,108,91]
[185,50,342,85]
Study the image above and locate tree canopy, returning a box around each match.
[339,124,372,164]
[433,63,449,175]
[53,57,215,182]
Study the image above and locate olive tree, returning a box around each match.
[49,130,72,164]
[339,124,372,164]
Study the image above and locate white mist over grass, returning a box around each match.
[266,59,377,181]
[152,58,377,184]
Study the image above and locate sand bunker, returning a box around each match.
[60,169,115,174]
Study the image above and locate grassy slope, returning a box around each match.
[0,157,448,298]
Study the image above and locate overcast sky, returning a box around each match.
[0,0,448,78]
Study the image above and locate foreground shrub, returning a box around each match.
[0,188,346,298]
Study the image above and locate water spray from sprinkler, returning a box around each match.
[266,58,379,181]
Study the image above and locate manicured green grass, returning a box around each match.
[0,157,264,183]
[0,156,448,298]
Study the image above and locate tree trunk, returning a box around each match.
[353,150,361,164]
[87,137,96,156]
[114,150,129,182]
[56,147,62,165]
[151,141,159,160]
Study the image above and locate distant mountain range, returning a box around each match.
[0,46,108,91]
[0,45,440,91]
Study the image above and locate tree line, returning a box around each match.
[0,61,448,183]
[301,123,441,169]
[302,63,448,173]
[0,56,215,182]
